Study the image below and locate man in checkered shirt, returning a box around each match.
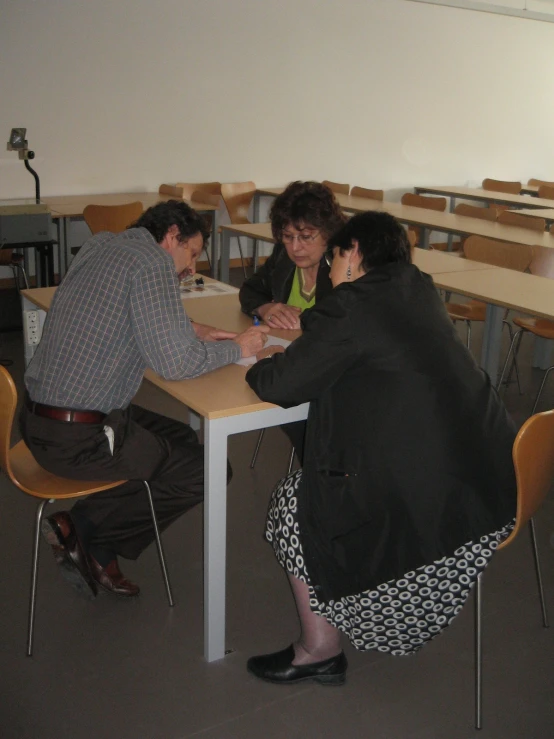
[20,200,268,598]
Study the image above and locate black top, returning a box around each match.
[239,242,332,316]
[246,263,517,602]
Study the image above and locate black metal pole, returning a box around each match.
[24,154,40,203]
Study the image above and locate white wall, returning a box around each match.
[1,0,554,260]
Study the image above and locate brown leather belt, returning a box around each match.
[25,396,106,424]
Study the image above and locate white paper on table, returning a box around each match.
[235,335,291,366]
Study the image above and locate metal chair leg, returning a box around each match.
[143,481,174,607]
[27,499,49,656]
[474,572,483,730]
[528,517,550,629]
[250,429,265,469]
[287,445,295,475]
[236,237,247,279]
[503,321,523,394]
[530,365,554,415]
[466,321,471,350]
[497,328,523,391]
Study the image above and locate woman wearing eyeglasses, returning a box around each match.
[239,181,346,330]
[244,211,516,686]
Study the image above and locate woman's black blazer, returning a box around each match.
[246,263,517,602]
[239,242,332,316]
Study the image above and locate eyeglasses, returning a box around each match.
[282,230,321,246]
[324,250,334,268]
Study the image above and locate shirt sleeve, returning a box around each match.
[130,261,241,380]
[246,291,360,407]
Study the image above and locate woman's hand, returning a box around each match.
[255,345,285,362]
[257,303,301,330]
[192,322,238,342]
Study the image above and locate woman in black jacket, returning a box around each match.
[240,181,346,461]
[245,211,517,686]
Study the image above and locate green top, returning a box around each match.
[287,268,316,311]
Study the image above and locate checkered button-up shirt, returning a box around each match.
[25,227,241,412]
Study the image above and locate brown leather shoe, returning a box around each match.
[89,556,140,597]
[41,512,97,599]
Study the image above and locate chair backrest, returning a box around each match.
[0,366,17,482]
[350,186,384,201]
[401,193,447,212]
[191,190,220,207]
[499,410,554,550]
[83,202,144,235]
[176,182,222,201]
[538,184,554,201]
[454,203,498,222]
[463,236,533,272]
[322,180,350,195]
[528,178,554,188]
[498,210,546,232]
[482,178,521,195]
[158,184,184,198]
[220,182,256,225]
[529,246,554,279]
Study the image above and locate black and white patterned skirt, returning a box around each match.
[265,470,513,656]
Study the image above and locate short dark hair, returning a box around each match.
[130,200,209,244]
[329,211,412,270]
[270,181,347,242]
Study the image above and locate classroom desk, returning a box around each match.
[414,185,554,211]
[43,192,218,279]
[511,207,554,227]
[20,284,308,663]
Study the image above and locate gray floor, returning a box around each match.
[1,276,554,739]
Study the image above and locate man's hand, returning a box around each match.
[192,322,237,342]
[256,345,285,362]
[257,302,301,330]
[234,326,270,358]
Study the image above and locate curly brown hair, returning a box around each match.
[269,181,347,243]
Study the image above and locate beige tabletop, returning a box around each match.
[433,267,554,320]
[20,284,298,420]
[511,208,554,221]
[227,204,554,250]
[414,185,554,209]
[43,192,217,218]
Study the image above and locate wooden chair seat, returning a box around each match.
[350,186,383,201]
[482,178,522,194]
[512,316,554,340]
[322,180,350,195]
[446,300,486,322]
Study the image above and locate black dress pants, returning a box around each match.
[20,404,205,560]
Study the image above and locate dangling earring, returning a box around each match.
[346,264,352,280]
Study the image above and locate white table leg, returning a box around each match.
[220,229,231,284]
[480,304,504,384]
[204,417,229,662]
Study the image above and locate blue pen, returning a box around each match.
[253,316,260,326]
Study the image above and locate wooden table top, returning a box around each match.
[43,192,217,218]
[433,268,554,321]
[415,185,554,209]
[21,284,295,420]
[511,207,554,221]
[226,201,554,250]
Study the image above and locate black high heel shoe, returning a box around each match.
[247,645,347,685]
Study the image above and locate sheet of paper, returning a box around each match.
[235,335,291,367]
[180,281,239,298]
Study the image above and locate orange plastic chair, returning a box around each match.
[482,178,522,195]
[401,192,448,249]
[498,210,546,232]
[83,202,144,236]
[473,409,552,728]
[176,182,222,201]
[158,184,184,198]
[221,182,257,278]
[350,186,384,201]
[0,366,174,656]
[321,180,350,195]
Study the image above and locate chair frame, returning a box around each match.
[473,410,552,728]
[221,182,256,278]
[0,366,174,656]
